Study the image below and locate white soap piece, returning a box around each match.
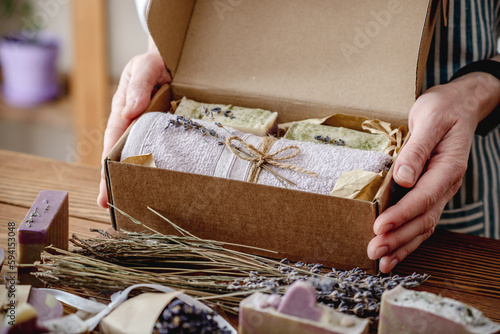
[284,122,391,152]
[174,97,278,136]
[379,285,500,334]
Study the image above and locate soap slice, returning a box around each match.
[283,122,391,152]
[174,97,278,136]
[239,281,369,334]
[378,285,500,334]
[0,288,64,334]
[17,191,69,286]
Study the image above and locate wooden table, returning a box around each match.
[1,149,499,328]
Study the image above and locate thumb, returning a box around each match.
[394,116,442,188]
[121,56,171,119]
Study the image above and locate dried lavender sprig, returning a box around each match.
[314,135,346,146]
[165,115,298,188]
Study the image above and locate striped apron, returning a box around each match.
[424,0,500,239]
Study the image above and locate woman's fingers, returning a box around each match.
[97,50,171,208]
[122,53,171,119]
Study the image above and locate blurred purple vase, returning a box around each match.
[0,32,60,108]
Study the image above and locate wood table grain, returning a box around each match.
[1,149,499,332]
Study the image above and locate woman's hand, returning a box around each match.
[97,41,171,209]
[367,68,500,273]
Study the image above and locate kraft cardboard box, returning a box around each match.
[105,0,444,273]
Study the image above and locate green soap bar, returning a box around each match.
[283,122,391,152]
[174,97,278,136]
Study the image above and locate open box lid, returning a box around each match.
[147,0,441,128]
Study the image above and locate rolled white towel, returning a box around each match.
[121,112,392,196]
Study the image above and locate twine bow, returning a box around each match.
[362,119,406,160]
[225,136,317,186]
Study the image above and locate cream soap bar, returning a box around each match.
[284,122,391,152]
[17,190,69,265]
[239,281,369,334]
[378,286,500,334]
[174,96,278,136]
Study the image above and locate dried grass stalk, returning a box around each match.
[34,206,429,317]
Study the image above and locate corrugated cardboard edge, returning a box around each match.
[107,158,378,272]
[147,0,195,76]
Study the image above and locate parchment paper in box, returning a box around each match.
[105,0,443,273]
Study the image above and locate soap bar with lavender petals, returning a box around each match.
[239,281,369,334]
[17,191,69,285]
[174,96,278,136]
[378,285,500,334]
[284,122,391,152]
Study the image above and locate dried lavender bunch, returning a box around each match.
[154,298,231,334]
[227,262,429,319]
[314,135,346,146]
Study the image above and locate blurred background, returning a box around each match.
[0,0,148,166]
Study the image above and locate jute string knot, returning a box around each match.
[361,119,406,160]
[225,135,318,185]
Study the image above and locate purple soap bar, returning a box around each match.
[278,281,323,321]
[17,190,69,265]
[379,285,500,334]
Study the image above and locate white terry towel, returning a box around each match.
[121,112,392,196]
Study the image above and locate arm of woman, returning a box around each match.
[367,55,500,273]
[97,37,171,208]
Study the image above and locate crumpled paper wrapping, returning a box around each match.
[330,170,385,202]
[121,153,156,168]
[100,292,180,334]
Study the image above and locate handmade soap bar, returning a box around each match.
[174,97,278,136]
[284,122,391,152]
[378,285,500,334]
[17,190,69,265]
[239,281,369,334]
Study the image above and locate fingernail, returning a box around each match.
[389,258,399,269]
[374,246,389,259]
[377,223,393,235]
[122,98,137,116]
[396,165,415,184]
